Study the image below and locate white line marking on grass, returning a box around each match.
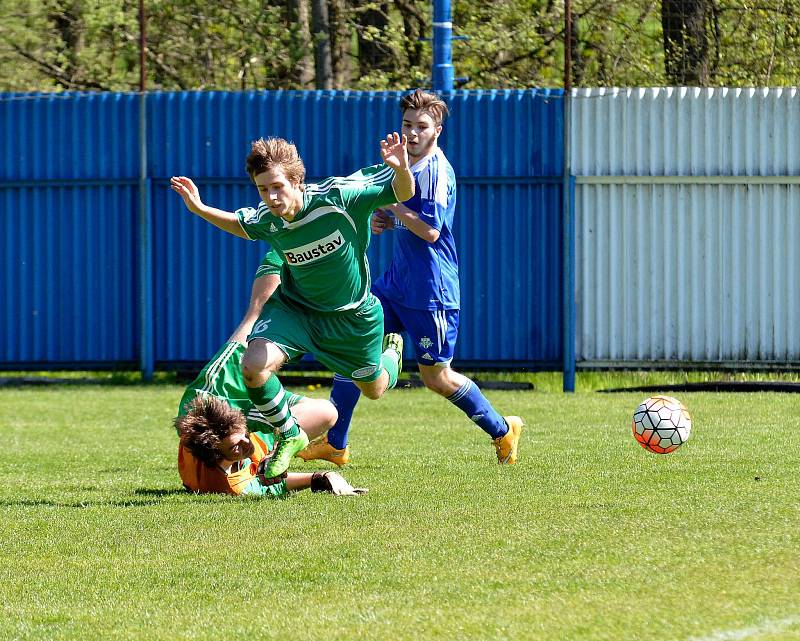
[687,616,800,641]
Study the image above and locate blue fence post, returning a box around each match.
[138,92,154,381]
[562,175,576,392]
[432,0,454,92]
[562,92,576,392]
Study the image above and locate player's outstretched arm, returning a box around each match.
[283,472,367,495]
[170,176,248,239]
[272,472,366,496]
[380,132,415,202]
[227,273,280,344]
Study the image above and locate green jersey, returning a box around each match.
[254,248,284,279]
[236,164,398,313]
[178,341,300,434]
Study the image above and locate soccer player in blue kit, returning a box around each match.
[299,89,524,467]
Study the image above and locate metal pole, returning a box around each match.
[432,0,454,92]
[138,0,154,381]
[139,0,146,93]
[562,0,576,392]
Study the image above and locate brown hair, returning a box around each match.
[175,396,247,467]
[401,89,450,126]
[245,137,306,185]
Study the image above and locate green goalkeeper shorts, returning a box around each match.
[249,291,385,382]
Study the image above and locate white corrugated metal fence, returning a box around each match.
[573,87,800,365]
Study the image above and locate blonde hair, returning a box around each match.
[245,137,306,185]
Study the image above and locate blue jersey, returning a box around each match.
[374,148,459,310]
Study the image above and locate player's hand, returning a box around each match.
[311,471,368,496]
[371,209,395,235]
[380,132,409,171]
[170,176,204,214]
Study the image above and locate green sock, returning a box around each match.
[283,390,304,408]
[246,374,300,439]
[380,350,400,389]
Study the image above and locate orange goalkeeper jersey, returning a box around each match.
[176,340,287,497]
[178,432,283,496]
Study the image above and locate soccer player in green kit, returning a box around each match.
[175,248,366,497]
[170,132,414,481]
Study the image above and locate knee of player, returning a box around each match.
[359,385,383,400]
[422,378,451,396]
[322,401,338,428]
[241,361,271,387]
[420,367,459,397]
[242,351,279,385]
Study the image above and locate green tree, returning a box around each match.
[2,0,800,92]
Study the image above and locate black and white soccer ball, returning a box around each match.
[632,395,692,454]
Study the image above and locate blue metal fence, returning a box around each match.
[0,89,566,371]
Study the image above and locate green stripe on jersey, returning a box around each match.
[254,248,284,279]
[178,342,251,418]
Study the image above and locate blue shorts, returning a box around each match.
[373,288,459,366]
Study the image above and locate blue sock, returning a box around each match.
[327,374,362,449]
[447,379,508,439]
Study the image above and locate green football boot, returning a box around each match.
[260,429,310,480]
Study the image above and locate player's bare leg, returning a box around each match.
[241,338,286,387]
[354,374,388,400]
[417,363,464,396]
[291,400,338,442]
[354,333,403,399]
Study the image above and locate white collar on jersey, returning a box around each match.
[408,146,443,173]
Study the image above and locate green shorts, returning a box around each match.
[249,291,385,382]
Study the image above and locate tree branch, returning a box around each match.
[120,29,188,89]
[6,40,110,90]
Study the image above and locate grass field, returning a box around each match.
[1,381,799,640]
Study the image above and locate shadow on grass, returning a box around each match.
[599,381,800,393]
[0,376,177,387]
[0,488,189,509]
[133,488,187,497]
